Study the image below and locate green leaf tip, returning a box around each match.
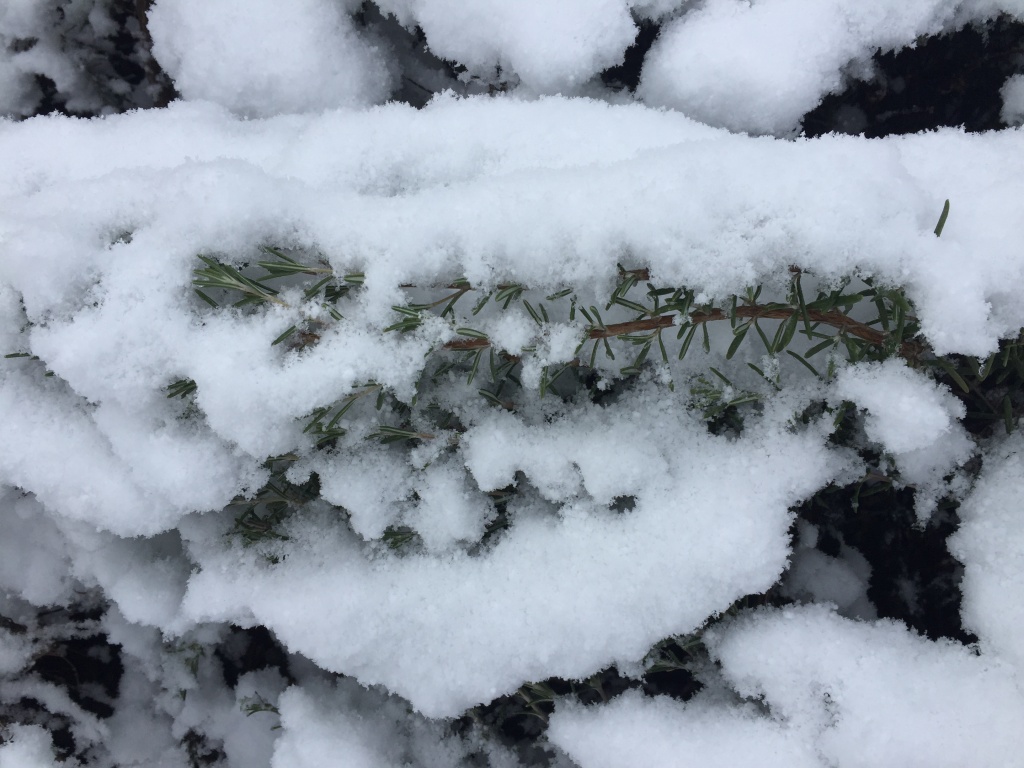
[933,199,950,237]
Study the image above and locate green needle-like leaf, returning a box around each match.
[934,199,950,237]
[271,326,298,346]
[786,350,822,378]
[726,322,750,360]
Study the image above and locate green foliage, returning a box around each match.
[190,247,972,556]
[381,525,420,550]
[302,383,381,447]
[2,351,56,378]
[191,248,362,342]
[190,250,928,432]
[167,641,206,680]
[193,254,286,308]
[225,456,320,548]
[928,330,1024,436]
[166,378,197,399]
[239,693,280,718]
[934,199,950,237]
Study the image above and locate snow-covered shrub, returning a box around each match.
[0,0,174,118]
[3,2,1024,767]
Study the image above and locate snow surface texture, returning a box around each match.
[4,1,1024,766]
[3,95,1024,764]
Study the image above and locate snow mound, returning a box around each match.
[708,606,1024,767]
[949,431,1024,676]
[1001,73,1024,125]
[374,0,639,93]
[181,387,845,716]
[271,679,482,768]
[832,359,973,517]
[639,0,1021,135]
[549,690,820,768]
[147,0,394,116]
[0,725,60,768]
[552,606,1024,768]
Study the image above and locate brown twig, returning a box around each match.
[444,305,921,358]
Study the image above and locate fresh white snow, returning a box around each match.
[550,606,1024,767]
[3,0,1024,765]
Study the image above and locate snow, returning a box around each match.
[180,386,845,716]
[270,679,477,768]
[705,606,1024,767]
[1001,73,1024,125]
[0,99,1017,542]
[405,455,496,551]
[0,491,73,607]
[832,359,973,517]
[552,606,1024,767]
[4,101,1024,365]
[949,432,1024,675]
[0,628,32,678]
[549,690,821,768]
[479,310,538,356]
[0,725,59,768]
[147,0,394,117]
[4,1,1024,765]
[372,0,639,93]
[781,522,875,619]
[0,678,108,748]
[0,0,163,118]
[0,2,58,117]
[639,0,1024,135]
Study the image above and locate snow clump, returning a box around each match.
[147,0,394,116]
[550,605,1024,767]
[640,0,1024,135]
[832,359,973,517]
